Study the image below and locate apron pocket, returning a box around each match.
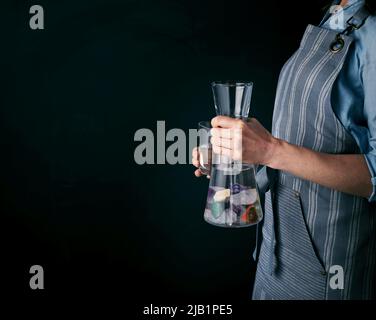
[273,183,327,299]
[275,245,327,299]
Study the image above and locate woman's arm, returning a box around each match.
[269,138,372,198]
[209,116,372,199]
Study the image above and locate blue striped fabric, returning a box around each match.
[253,24,376,300]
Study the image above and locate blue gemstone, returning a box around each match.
[231,183,241,194]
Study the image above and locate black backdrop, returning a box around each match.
[1,0,328,303]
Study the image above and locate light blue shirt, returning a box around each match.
[320,0,376,201]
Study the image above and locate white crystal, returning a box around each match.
[231,188,257,205]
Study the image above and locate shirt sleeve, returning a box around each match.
[361,58,376,202]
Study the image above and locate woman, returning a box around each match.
[192,0,376,299]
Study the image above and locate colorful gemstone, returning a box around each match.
[211,201,224,219]
[232,204,243,216]
[240,205,258,224]
[207,187,216,199]
[213,188,231,202]
[231,183,241,194]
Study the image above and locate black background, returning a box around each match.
[1,0,328,305]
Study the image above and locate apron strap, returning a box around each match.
[252,167,278,262]
[268,187,278,275]
[340,5,371,36]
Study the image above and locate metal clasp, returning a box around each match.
[329,12,367,53]
[330,34,345,53]
[346,15,366,30]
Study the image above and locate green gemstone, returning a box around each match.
[211,202,224,219]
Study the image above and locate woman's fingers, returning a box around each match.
[194,169,203,177]
[210,136,233,149]
[212,145,233,158]
[194,168,210,178]
[192,147,200,168]
[211,116,240,128]
[210,128,233,139]
[193,147,211,177]
[192,158,200,168]
[192,146,198,158]
[210,117,246,161]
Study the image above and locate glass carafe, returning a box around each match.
[204,81,263,228]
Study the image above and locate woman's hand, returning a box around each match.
[210,116,279,166]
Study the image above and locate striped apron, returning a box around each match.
[252,16,376,299]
